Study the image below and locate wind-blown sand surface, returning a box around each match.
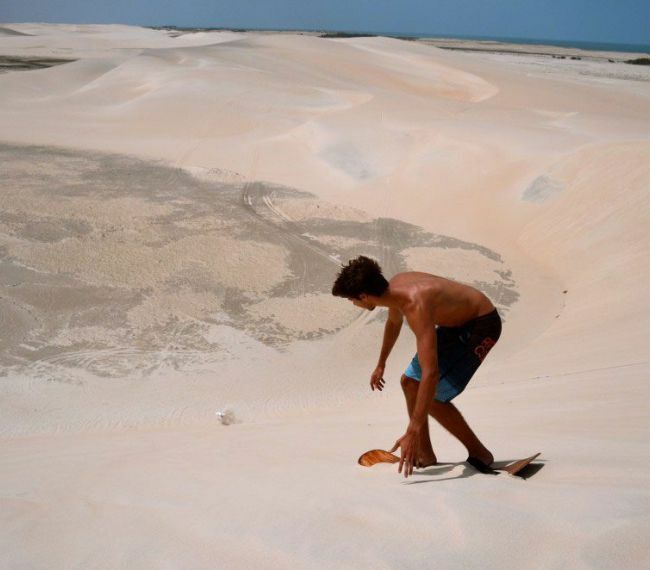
[1,23,649,568]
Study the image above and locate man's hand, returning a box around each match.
[370,364,386,391]
[389,423,423,478]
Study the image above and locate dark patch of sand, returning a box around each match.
[0,143,519,378]
[0,55,76,74]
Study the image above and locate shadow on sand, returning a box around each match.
[403,459,546,484]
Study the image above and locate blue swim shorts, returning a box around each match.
[404,309,502,403]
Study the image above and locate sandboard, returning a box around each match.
[358,449,541,476]
[358,449,400,467]
[499,452,541,476]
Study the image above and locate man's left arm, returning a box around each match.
[409,326,439,429]
[390,311,439,477]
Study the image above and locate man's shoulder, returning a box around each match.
[400,285,439,320]
[389,271,439,285]
[390,272,443,295]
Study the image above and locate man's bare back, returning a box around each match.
[387,272,495,327]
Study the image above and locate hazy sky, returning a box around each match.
[2,1,649,45]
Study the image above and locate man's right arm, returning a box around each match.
[370,308,403,391]
[377,307,403,366]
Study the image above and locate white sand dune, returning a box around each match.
[1,24,649,568]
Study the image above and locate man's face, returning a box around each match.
[351,294,375,311]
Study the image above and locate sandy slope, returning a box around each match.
[0,24,649,569]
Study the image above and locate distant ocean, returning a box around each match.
[355,29,650,54]
[406,34,650,54]
[154,26,650,54]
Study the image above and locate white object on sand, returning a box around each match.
[215,408,236,425]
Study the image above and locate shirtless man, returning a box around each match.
[332,256,502,479]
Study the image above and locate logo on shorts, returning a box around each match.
[474,337,496,362]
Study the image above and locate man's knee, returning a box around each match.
[401,374,419,393]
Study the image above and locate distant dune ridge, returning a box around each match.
[0,24,649,569]
[0,26,32,36]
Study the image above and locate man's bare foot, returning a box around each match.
[468,448,494,468]
[478,449,494,466]
[416,450,437,468]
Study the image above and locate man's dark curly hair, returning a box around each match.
[332,255,389,299]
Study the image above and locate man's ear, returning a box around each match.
[358,293,368,301]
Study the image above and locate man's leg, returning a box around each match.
[428,400,494,465]
[400,375,437,466]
